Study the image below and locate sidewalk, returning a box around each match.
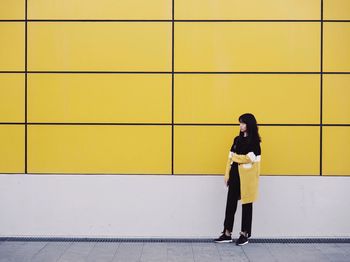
[1,239,349,262]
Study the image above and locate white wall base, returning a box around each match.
[0,175,349,238]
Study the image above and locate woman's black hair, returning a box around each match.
[238,113,261,143]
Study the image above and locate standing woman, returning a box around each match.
[214,113,261,246]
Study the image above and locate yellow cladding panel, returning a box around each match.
[0,23,24,70]
[174,126,239,175]
[323,127,350,176]
[324,23,350,72]
[176,0,320,20]
[28,23,171,71]
[323,75,350,124]
[0,74,24,122]
[0,0,24,19]
[28,74,171,123]
[28,0,171,19]
[324,0,350,20]
[28,125,171,174]
[260,126,319,175]
[175,126,319,175]
[174,126,240,174]
[175,74,320,124]
[0,125,25,173]
[175,23,320,72]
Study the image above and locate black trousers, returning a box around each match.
[223,167,253,236]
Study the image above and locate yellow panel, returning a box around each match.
[323,127,350,176]
[260,126,320,175]
[324,0,350,20]
[0,23,24,70]
[0,0,24,19]
[28,125,171,174]
[28,23,171,71]
[323,75,350,124]
[28,0,171,20]
[175,23,320,72]
[174,126,240,174]
[175,126,319,175]
[176,0,320,20]
[28,74,171,123]
[175,74,320,124]
[0,125,25,173]
[324,23,350,72]
[0,74,24,122]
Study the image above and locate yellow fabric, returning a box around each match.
[231,153,252,164]
[238,161,260,204]
[224,152,261,204]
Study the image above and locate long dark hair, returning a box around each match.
[238,113,261,143]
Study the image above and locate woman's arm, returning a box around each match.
[231,142,261,164]
[231,152,256,164]
[224,152,234,182]
[224,137,239,184]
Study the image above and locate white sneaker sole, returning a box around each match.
[237,241,248,246]
[214,239,233,243]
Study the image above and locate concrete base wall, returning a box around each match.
[0,175,349,238]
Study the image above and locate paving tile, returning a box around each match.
[336,244,350,256]
[112,242,143,262]
[314,243,350,262]
[31,242,72,262]
[265,243,300,262]
[4,242,47,262]
[167,243,194,262]
[241,243,277,262]
[287,243,331,262]
[56,242,96,262]
[140,243,167,262]
[191,243,221,262]
[216,243,249,262]
[87,242,120,262]
[0,241,27,262]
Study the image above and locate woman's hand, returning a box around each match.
[224,177,229,187]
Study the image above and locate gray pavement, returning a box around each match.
[0,240,349,262]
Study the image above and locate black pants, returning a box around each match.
[223,167,253,236]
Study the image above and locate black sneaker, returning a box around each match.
[235,232,249,246]
[214,232,232,243]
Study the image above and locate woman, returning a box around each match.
[214,113,261,246]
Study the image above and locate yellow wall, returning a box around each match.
[0,0,349,176]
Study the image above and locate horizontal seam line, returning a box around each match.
[1,19,350,22]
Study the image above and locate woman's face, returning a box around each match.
[240,122,247,133]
